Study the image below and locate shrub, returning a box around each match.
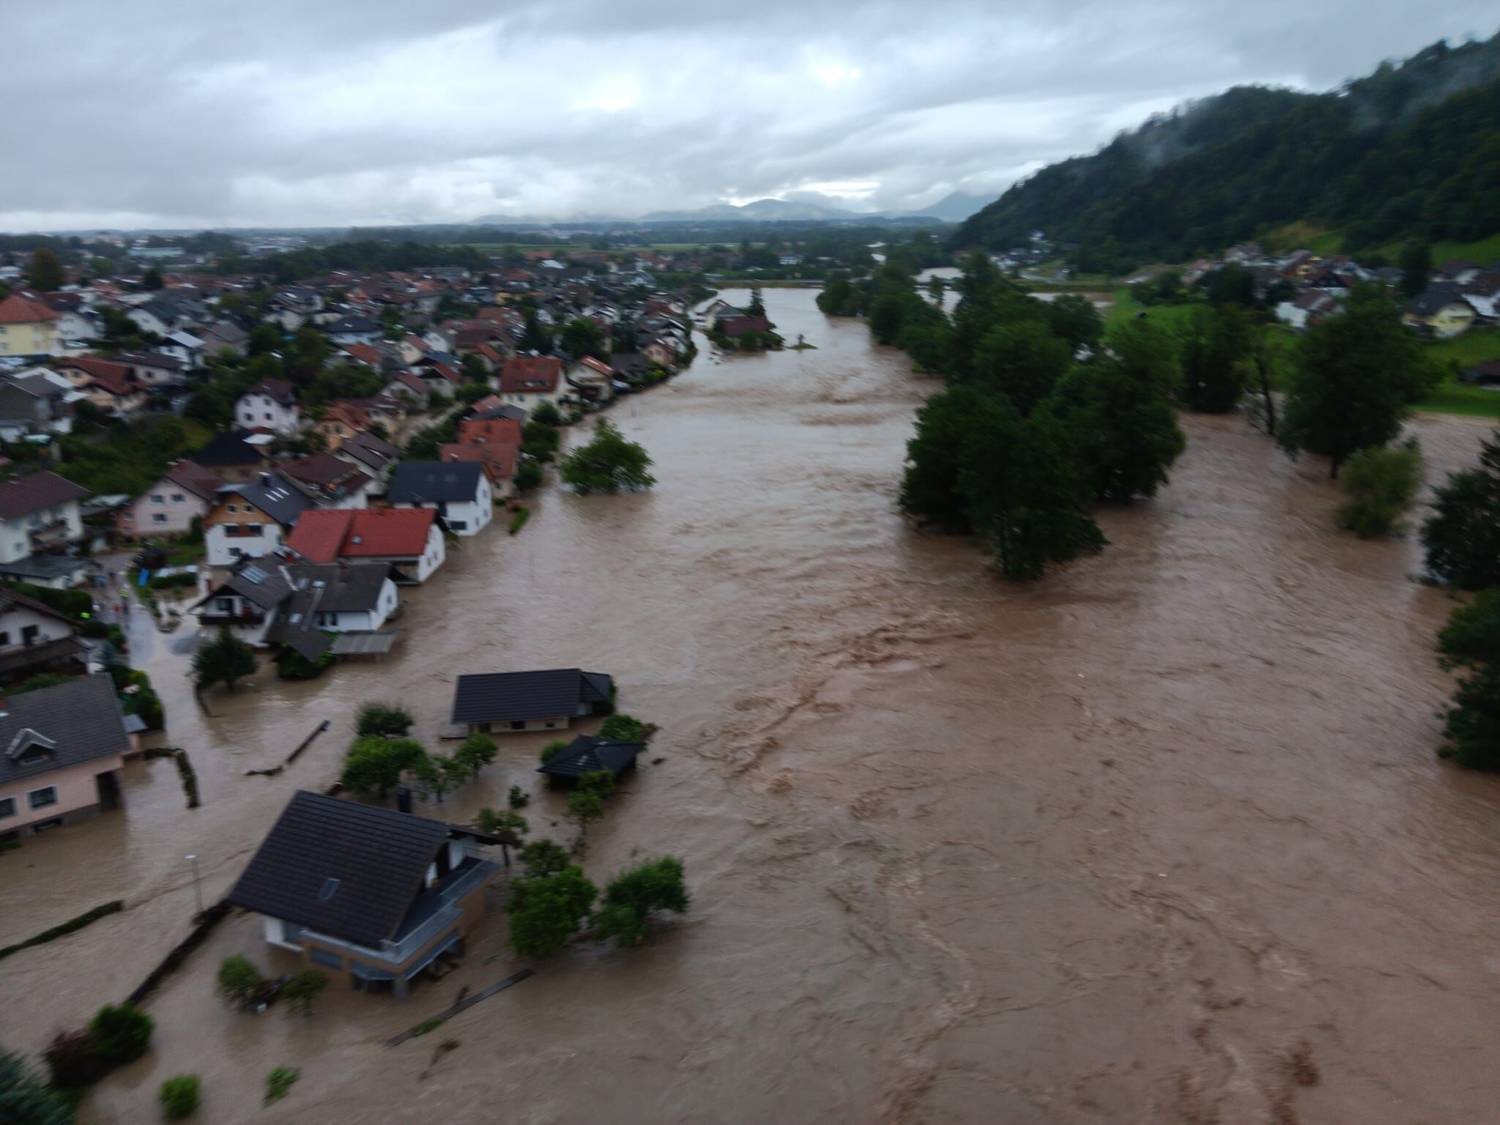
[1336,441,1423,538]
[87,1005,152,1067]
[216,955,265,1009]
[599,714,646,743]
[192,629,256,692]
[264,1067,299,1106]
[454,734,497,776]
[355,702,413,738]
[539,739,569,763]
[531,401,562,427]
[44,1029,109,1089]
[593,856,690,946]
[508,507,531,534]
[1422,429,1500,590]
[159,1075,200,1119]
[149,572,198,591]
[274,646,334,681]
[279,970,328,1018]
[507,784,530,809]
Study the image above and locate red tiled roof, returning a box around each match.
[342,343,383,366]
[457,417,522,446]
[287,507,437,562]
[500,355,562,393]
[0,293,59,325]
[61,355,135,396]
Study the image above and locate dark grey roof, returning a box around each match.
[538,735,643,780]
[338,430,399,474]
[329,315,380,334]
[193,559,293,612]
[221,472,316,526]
[117,350,185,371]
[0,585,78,626]
[388,461,485,504]
[191,430,264,467]
[471,403,528,423]
[0,675,131,786]
[451,668,613,724]
[284,563,390,614]
[0,470,89,520]
[0,555,91,581]
[1406,283,1472,317]
[226,790,453,948]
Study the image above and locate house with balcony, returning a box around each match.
[0,471,90,588]
[0,675,133,844]
[226,790,500,998]
[0,586,88,683]
[202,471,315,568]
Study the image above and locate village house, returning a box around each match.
[157,329,206,370]
[226,790,499,999]
[327,315,383,347]
[116,460,220,539]
[1403,284,1478,338]
[189,430,270,485]
[0,368,75,442]
[436,442,517,497]
[386,462,493,536]
[53,356,147,416]
[0,470,89,570]
[566,354,616,405]
[235,378,301,434]
[498,355,567,408]
[285,507,446,584]
[0,586,89,684]
[333,430,401,493]
[199,320,249,358]
[0,292,60,357]
[536,733,643,787]
[1276,289,1339,331]
[202,471,316,567]
[117,350,188,390]
[450,668,614,734]
[0,675,133,844]
[279,453,374,509]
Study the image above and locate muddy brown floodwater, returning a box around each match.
[3,288,1500,1124]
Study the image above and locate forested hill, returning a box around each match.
[956,33,1500,272]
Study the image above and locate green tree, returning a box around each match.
[87,1006,152,1067]
[339,737,425,801]
[531,400,562,426]
[279,970,328,1017]
[1179,304,1252,413]
[899,386,984,532]
[593,856,689,946]
[518,839,572,876]
[970,319,1071,415]
[559,317,607,359]
[454,733,497,776]
[598,714,647,742]
[1044,294,1104,352]
[0,1047,73,1125]
[216,955,265,1009]
[1422,430,1500,590]
[1279,285,1437,478]
[514,460,543,491]
[141,266,165,292]
[1048,321,1186,502]
[521,421,560,463]
[560,419,655,494]
[355,702,413,737]
[192,629,256,693]
[1435,583,1500,772]
[475,807,529,845]
[1398,242,1432,298]
[406,752,469,802]
[519,311,552,354]
[159,1075,200,1120]
[1336,441,1423,537]
[960,396,1108,580]
[507,867,598,958]
[25,248,65,292]
[747,287,766,318]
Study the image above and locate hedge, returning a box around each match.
[0,900,124,961]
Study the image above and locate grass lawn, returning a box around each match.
[1105,287,1200,333]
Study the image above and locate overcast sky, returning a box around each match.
[1,2,1495,231]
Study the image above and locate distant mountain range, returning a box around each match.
[469,191,995,228]
[957,31,1500,271]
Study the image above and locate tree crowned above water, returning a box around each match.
[560,418,655,494]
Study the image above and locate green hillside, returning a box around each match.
[958,34,1500,273]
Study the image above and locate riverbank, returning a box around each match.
[2,289,1498,1123]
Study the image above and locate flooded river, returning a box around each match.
[3,288,1499,1123]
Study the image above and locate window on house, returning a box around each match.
[0,631,10,646]
[509,720,526,731]
[151,513,167,523]
[28,786,58,809]
[170,493,185,502]
[449,521,466,531]
[0,797,15,818]
[21,625,38,645]
[215,598,234,613]
[150,494,164,503]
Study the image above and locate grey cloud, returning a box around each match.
[0,1,1495,229]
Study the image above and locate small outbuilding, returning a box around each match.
[451,668,614,734]
[537,735,643,785]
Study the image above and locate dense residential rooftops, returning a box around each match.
[451,669,614,725]
[0,470,88,520]
[226,790,461,948]
[387,461,486,504]
[0,675,132,787]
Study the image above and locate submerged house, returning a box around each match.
[0,675,133,843]
[537,734,643,785]
[451,668,614,734]
[226,791,499,998]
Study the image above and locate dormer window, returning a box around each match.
[6,727,57,766]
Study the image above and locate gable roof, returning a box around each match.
[456,417,522,446]
[280,453,371,500]
[0,293,59,325]
[191,430,266,467]
[537,734,643,780]
[226,790,452,947]
[0,471,89,520]
[217,472,315,526]
[0,584,77,628]
[0,675,131,786]
[161,460,221,502]
[451,669,613,724]
[337,430,400,474]
[287,507,437,562]
[500,355,562,393]
[387,461,485,504]
[242,378,297,407]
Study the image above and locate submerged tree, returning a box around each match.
[1437,590,1500,772]
[192,628,257,693]
[1336,441,1423,538]
[1422,429,1500,590]
[560,419,655,494]
[507,866,597,958]
[1178,303,1253,413]
[593,856,690,946]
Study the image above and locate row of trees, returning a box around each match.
[506,848,688,958]
[339,703,499,803]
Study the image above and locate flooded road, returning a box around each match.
[4,288,1500,1123]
